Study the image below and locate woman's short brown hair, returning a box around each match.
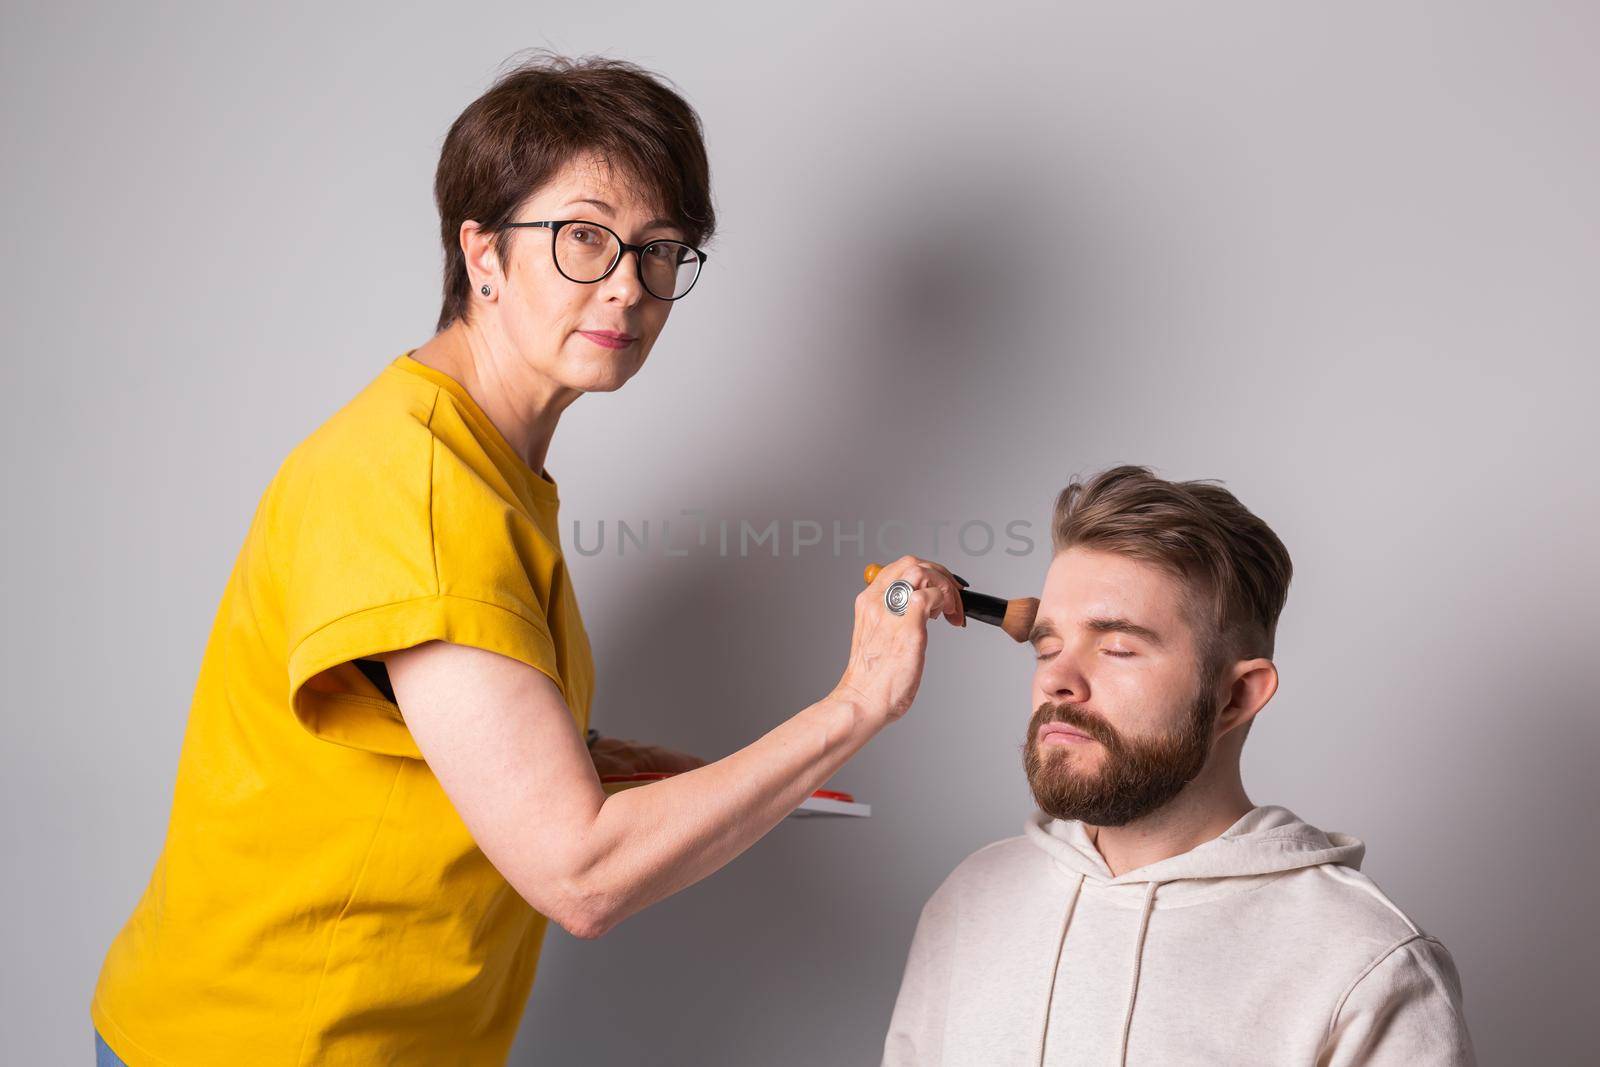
[1051,465,1293,673]
[432,51,716,331]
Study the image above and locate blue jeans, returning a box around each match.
[95,1030,127,1066]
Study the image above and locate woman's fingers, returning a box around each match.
[906,586,944,623]
[837,556,970,725]
[877,556,966,628]
[923,563,967,626]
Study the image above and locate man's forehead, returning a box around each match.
[1039,547,1188,623]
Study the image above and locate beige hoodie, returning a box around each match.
[882,806,1474,1065]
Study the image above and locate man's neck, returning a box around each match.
[1087,779,1255,878]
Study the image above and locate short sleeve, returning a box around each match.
[276,393,567,759]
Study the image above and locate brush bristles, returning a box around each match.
[1001,598,1040,643]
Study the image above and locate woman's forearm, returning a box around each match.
[390,558,957,939]
[565,690,875,935]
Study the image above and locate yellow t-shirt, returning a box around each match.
[91,352,594,1065]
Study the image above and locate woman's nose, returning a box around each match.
[601,249,646,304]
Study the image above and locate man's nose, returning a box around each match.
[1035,652,1090,704]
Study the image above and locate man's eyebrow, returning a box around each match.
[1084,617,1166,647]
[1027,617,1166,648]
[562,197,679,232]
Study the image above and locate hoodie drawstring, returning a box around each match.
[1118,881,1162,1065]
[1035,872,1084,1066]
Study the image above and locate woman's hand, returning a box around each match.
[833,555,966,726]
[589,736,707,777]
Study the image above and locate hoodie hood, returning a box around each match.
[1025,804,1365,887]
[1020,806,1367,1065]
[882,806,1474,1067]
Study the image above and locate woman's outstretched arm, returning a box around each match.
[381,556,964,939]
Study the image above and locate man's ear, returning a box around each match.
[460,220,501,294]
[1215,658,1278,740]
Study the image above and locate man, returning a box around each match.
[882,466,1474,1065]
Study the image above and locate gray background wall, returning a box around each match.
[4,2,1596,1063]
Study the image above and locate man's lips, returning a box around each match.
[1037,721,1095,746]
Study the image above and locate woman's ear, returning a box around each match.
[460,220,500,297]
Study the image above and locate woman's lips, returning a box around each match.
[579,330,637,350]
[1037,722,1094,746]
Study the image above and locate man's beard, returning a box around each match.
[1022,684,1217,828]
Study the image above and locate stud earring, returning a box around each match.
[480,284,491,296]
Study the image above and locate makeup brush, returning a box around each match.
[862,563,1039,643]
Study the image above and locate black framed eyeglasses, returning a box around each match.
[501,219,707,301]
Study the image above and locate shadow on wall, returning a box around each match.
[514,140,1094,1064]
[1408,635,1594,1063]
[513,124,1586,1061]
[523,560,1591,1064]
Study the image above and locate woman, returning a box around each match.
[90,53,964,1066]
